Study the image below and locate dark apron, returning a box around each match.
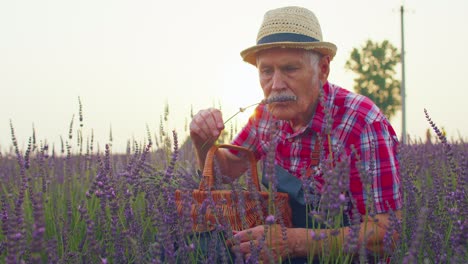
[262,164,350,229]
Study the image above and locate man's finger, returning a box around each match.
[189,120,212,143]
[199,109,223,137]
[212,109,225,130]
[231,239,258,255]
[190,109,222,140]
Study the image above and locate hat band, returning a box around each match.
[257,33,319,45]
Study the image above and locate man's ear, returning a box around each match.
[319,55,331,82]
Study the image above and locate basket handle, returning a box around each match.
[200,144,260,191]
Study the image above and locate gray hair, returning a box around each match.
[305,50,323,70]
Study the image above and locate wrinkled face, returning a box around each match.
[257,48,324,128]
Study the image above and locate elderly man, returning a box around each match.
[189,6,402,263]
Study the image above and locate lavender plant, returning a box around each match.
[0,105,466,263]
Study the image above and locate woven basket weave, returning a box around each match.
[175,144,292,232]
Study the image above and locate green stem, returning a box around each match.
[200,102,261,151]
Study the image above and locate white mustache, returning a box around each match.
[261,94,297,104]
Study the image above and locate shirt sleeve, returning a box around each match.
[352,120,403,215]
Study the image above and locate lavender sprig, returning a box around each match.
[223,95,298,128]
[201,95,297,150]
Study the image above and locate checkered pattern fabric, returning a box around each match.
[231,82,402,215]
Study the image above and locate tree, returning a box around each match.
[345,40,401,120]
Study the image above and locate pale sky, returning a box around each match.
[1,0,467,153]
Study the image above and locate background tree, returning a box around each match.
[345,40,401,120]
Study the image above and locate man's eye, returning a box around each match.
[261,69,273,75]
[285,66,298,72]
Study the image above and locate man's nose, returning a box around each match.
[271,71,286,90]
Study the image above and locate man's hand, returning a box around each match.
[189,108,225,150]
[229,225,295,262]
[189,108,249,180]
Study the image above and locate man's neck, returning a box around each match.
[289,100,318,133]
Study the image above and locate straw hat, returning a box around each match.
[241,6,337,66]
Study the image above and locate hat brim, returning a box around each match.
[240,41,337,66]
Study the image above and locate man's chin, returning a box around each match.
[268,107,294,120]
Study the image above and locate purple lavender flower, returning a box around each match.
[344,206,361,254]
[30,193,46,263]
[402,207,429,264]
[265,215,275,225]
[319,231,327,240]
[310,230,316,240]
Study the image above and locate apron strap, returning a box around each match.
[261,138,321,206]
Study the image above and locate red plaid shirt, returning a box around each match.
[231,82,402,215]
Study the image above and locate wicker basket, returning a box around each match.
[175,144,292,232]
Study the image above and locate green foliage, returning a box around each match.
[1,102,466,263]
[345,40,401,120]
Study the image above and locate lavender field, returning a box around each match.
[0,109,466,264]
